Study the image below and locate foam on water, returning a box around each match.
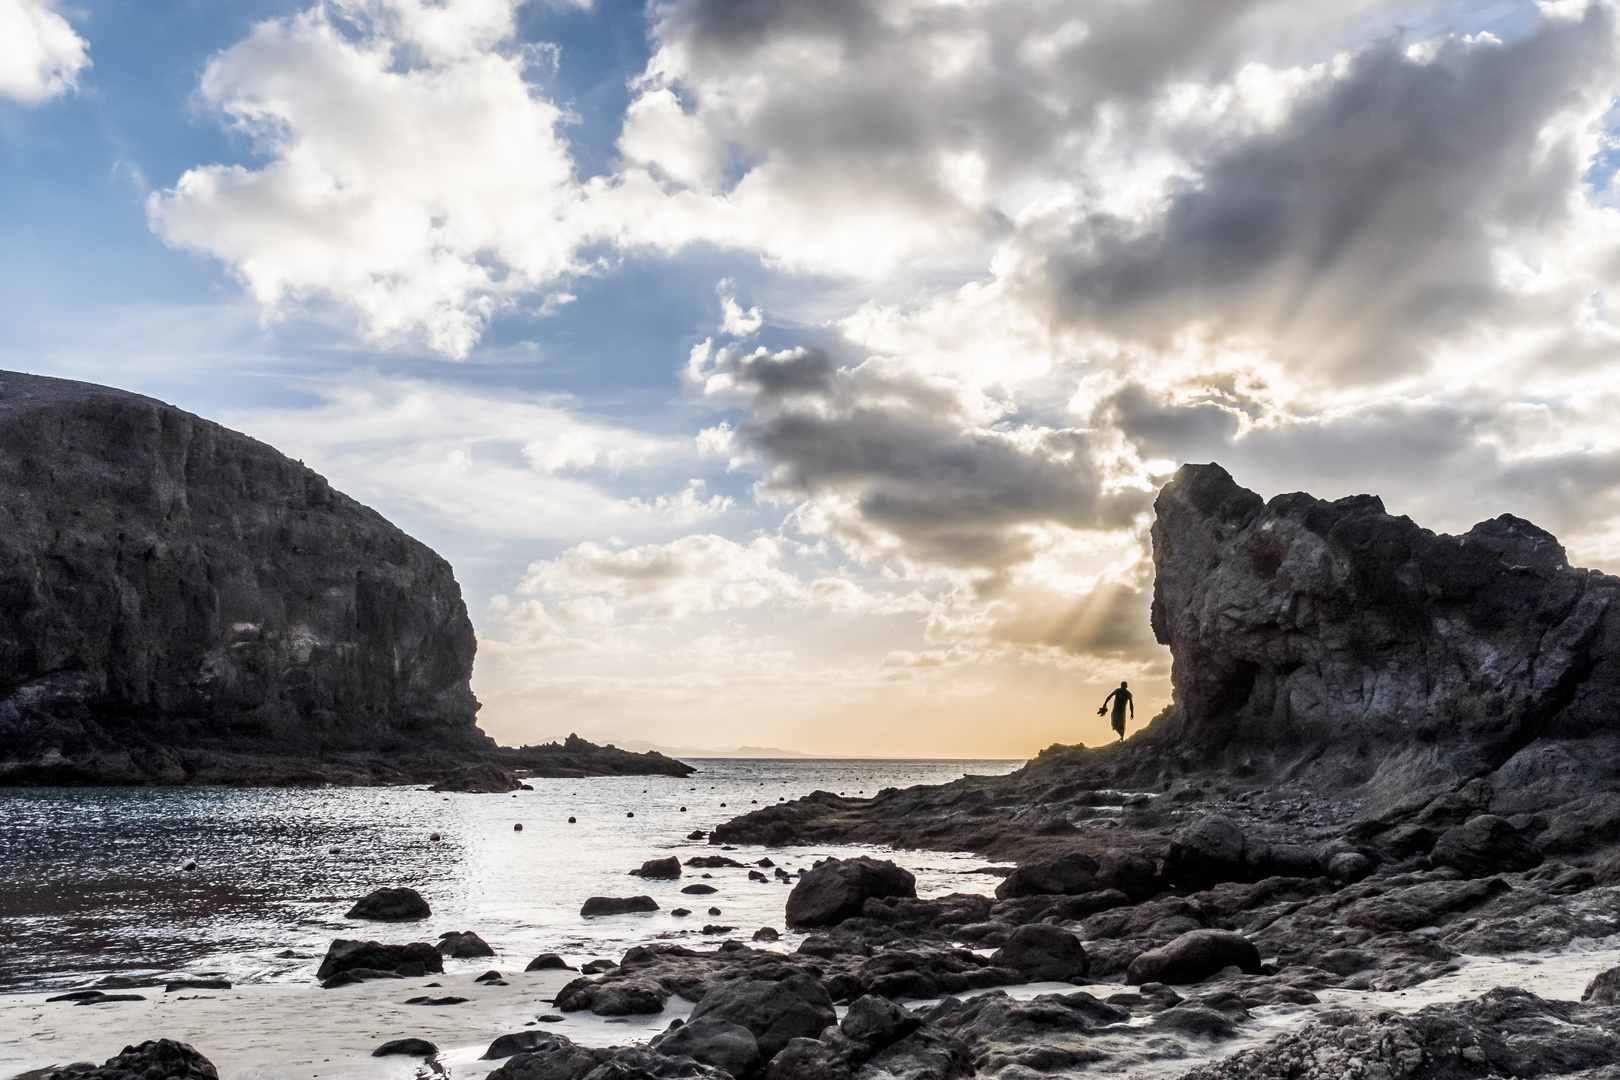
[0,758,1022,992]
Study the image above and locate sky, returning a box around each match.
[2,0,1620,757]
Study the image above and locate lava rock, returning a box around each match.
[525,953,574,972]
[994,852,1098,900]
[481,1032,558,1059]
[841,994,922,1048]
[1585,967,1620,1004]
[991,923,1090,982]
[346,887,432,921]
[45,1039,218,1080]
[1431,815,1544,877]
[682,884,718,894]
[688,973,838,1059]
[430,765,521,793]
[631,856,682,879]
[785,856,917,928]
[316,939,443,981]
[580,895,659,917]
[1127,930,1262,986]
[1165,815,1248,891]
[651,1016,762,1076]
[373,1039,437,1057]
[753,927,781,942]
[438,930,494,958]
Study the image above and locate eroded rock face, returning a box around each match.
[1149,462,1620,805]
[0,372,486,785]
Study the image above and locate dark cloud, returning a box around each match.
[1047,7,1617,379]
[714,351,1152,568]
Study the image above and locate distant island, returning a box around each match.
[614,740,816,759]
[0,372,689,787]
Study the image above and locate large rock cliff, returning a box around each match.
[0,371,488,784]
[1146,463,1620,808]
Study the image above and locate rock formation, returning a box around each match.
[1146,462,1620,808]
[0,371,486,785]
[0,372,697,785]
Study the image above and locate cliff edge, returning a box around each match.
[0,371,486,785]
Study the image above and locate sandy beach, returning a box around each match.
[9,945,1620,1080]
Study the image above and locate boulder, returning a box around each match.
[481,1032,558,1060]
[994,852,1098,900]
[991,923,1089,982]
[431,765,521,793]
[373,1039,437,1058]
[785,857,917,928]
[320,967,405,988]
[45,1040,218,1080]
[651,1017,761,1076]
[1164,815,1248,891]
[1586,967,1620,1004]
[438,930,494,958]
[525,953,574,972]
[0,371,487,788]
[840,994,922,1048]
[316,939,443,981]
[484,1034,603,1080]
[1126,930,1261,985]
[682,884,718,894]
[1096,850,1159,902]
[631,856,682,879]
[1431,815,1543,877]
[580,895,659,917]
[346,887,431,921]
[688,973,838,1058]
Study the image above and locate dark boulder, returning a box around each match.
[554,975,669,1016]
[651,1017,761,1076]
[1096,850,1159,902]
[1126,930,1261,985]
[431,765,521,793]
[991,923,1089,982]
[482,1032,559,1060]
[840,994,922,1048]
[682,884,718,894]
[1431,815,1543,877]
[994,852,1098,900]
[46,1040,218,1080]
[373,1039,437,1058]
[346,887,431,921]
[316,939,443,980]
[320,967,405,988]
[785,857,916,928]
[580,895,659,917]
[688,973,838,1059]
[1585,967,1620,1004]
[485,1034,604,1080]
[525,953,574,972]
[1164,815,1248,891]
[631,856,682,879]
[438,930,494,958]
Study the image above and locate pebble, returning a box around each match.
[568,816,577,823]
[430,832,442,841]
[514,823,523,831]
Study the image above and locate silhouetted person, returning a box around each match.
[1099,681,1132,741]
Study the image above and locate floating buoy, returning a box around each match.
[430,832,442,841]
[514,823,523,831]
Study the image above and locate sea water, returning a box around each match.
[0,759,1022,992]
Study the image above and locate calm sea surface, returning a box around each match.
[0,759,1023,993]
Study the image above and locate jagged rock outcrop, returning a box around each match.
[1146,462,1620,807]
[0,371,486,785]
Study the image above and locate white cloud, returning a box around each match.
[148,0,595,358]
[0,0,88,103]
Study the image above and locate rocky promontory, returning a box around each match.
[0,372,690,786]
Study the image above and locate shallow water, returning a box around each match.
[0,758,1022,992]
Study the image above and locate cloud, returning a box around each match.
[692,343,1153,569]
[521,534,803,618]
[0,0,88,102]
[225,376,704,540]
[148,0,594,358]
[1041,9,1620,381]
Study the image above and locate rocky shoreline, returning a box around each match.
[17,464,1620,1078]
